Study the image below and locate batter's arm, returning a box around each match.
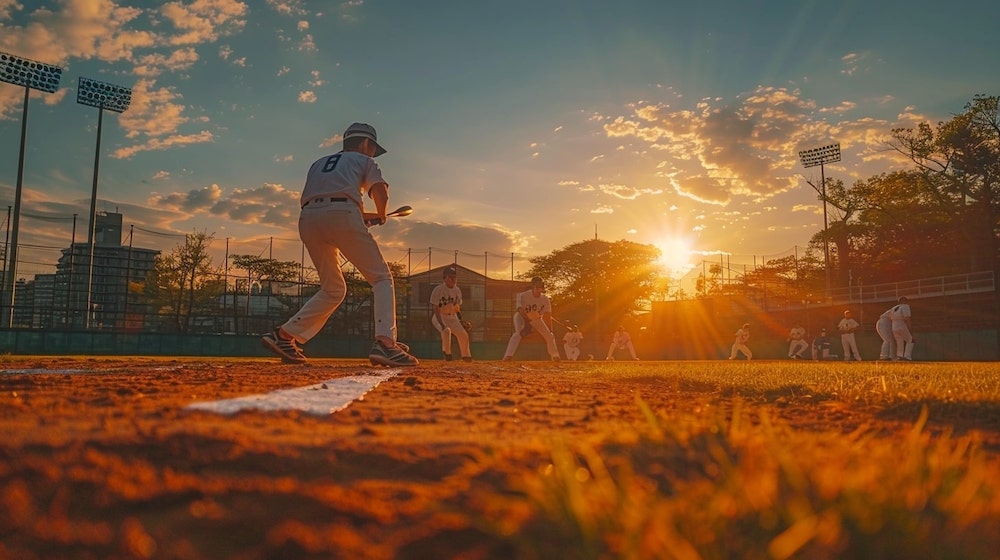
[367,182,389,225]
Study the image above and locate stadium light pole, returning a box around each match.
[0,51,62,327]
[76,77,132,329]
[798,143,841,299]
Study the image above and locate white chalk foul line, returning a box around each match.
[185,370,399,416]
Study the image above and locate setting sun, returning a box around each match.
[655,237,695,278]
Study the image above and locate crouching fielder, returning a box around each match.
[503,276,560,361]
[430,266,472,361]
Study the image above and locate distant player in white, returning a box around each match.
[729,323,752,360]
[563,326,583,361]
[430,266,472,362]
[787,323,808,359]
[606,326,638,360]
[503,277,560,361]
[875,306,896,360]
[837,309,862,361]
[890,296,914,360]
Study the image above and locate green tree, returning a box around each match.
[144,231,219,332]
[521,239,665,334]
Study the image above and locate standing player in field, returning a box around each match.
[890,296,915,361]
[728,322,752,360]
[261,122,418,367]
[502,276,560,361]
[562,325,583,361]
[606,326,638,360]
[430,266,472,362]
[838,309,862,361]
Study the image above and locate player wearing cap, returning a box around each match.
[430,266,473,362]
[728,323,752,360]
[261,122,418,367]
[606,326,639,360]
[812,328,833,360]
[502,277,560,361]
[562,325,583,361]
[787,323,808,359]
[837,309,862,361]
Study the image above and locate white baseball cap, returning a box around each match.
[343,122,386,157]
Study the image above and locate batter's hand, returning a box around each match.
[460,320,473,331]
[363,213,385,226]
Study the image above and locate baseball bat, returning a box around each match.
[365,205,413,226]
[550,316,575,330]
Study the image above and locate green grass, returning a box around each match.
[509,362,1000,560]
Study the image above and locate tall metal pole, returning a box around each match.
[124,224,133,329]
[4,86,30,327]
[84,105,105,329]
[66,214,77,326]
[1,205,10,317]
[821,161,830,298]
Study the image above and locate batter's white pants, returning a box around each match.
[504,314,559,359]
[876,317,895,359]
[282,201,396,344]
[431,314,471,358]
[841,333,862,361]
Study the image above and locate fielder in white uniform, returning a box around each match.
[503,277,560,361]
[262,122,418,367]
[890,296,915,360]
[563,326,583,361]
[875,306,896,360]
[606,326,638,360]
[837,309,862,361]
[729,323,752,360]
[787,324,808,359]
[430,266,472,362]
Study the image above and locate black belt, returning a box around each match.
[302,197,348,208]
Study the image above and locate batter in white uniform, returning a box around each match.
[430,266,472,362]
[502,277,560,361]
[262,122,418,367]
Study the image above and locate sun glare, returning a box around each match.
[656,237,695,277]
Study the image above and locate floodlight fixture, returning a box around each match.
[798,143,842,168]
[0,51,62,327]
[798,142,841,298]
[0,52,62,93]
[77,77,132,113]
[76,77,133,328]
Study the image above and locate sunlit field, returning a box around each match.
[511,361,1000,560]
[1,357,998,559]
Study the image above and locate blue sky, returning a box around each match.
[1,0,997,287]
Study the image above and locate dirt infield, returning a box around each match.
[1,357,998,559]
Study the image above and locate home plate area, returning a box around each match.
[185,370,399,415]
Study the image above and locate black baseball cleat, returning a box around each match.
[369,340,419,367]
[261,329,307,364]
[462,356,473,363]
[444,353,453,361]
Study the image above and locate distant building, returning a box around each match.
[45,212,160,330]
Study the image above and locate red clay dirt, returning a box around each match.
[0,356,995,559]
